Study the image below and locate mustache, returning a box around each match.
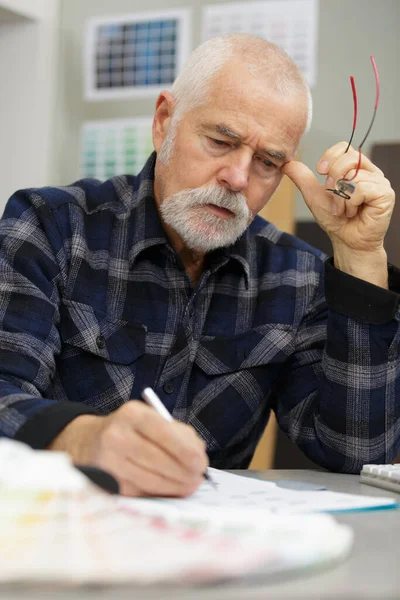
[167,184,252,220]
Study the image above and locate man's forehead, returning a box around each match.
[199,66,307,148]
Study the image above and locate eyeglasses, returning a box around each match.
[327,56,380,200]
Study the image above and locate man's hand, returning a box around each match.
[281,142,395,287]
[48,401,209,497]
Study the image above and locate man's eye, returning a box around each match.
[210,138,229,147]
[259,157,276,169]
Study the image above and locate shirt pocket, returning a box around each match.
[57,300,146,406]
[197,324,294,375]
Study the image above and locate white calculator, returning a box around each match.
[360,464,400,494]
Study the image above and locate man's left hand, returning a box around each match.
[281,142,395,287]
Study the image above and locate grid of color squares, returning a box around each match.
[81,118,154,181]
[85,10,190,99]
[96,20,177,89]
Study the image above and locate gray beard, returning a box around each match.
[160,184,251,252]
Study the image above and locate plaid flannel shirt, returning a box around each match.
[1,153,400,471]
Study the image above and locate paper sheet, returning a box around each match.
[130,467,397,515]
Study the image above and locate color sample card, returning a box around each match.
[81,118,154,181]
[85,9,191,100]
[202,0,318,87]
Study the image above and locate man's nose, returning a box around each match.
[216,152,251,193]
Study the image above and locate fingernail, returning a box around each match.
[331,199,338,216]
[326,176,334,189]
[318,160,329,174]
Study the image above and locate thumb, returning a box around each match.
[281,160,323,208]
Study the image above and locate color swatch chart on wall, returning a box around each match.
[81,118,153,181]
[202,0,318,87]
[85,9,190,100]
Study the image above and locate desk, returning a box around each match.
[3,469,400,600]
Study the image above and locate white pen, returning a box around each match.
[141,387,217,489]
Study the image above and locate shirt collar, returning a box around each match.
[128,152,170,266]
[213,232,251,289]
[127,152,251,286]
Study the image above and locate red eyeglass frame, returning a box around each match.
[326,56,380,200]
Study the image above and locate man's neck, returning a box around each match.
[177,246,205,285]
[163,219,205,284]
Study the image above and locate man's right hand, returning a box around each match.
[48,401,209,497]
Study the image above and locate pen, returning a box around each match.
[141,387,217,490]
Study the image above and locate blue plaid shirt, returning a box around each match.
[1,153,400,471]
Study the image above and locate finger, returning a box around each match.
[125,401,208,474]
[345,181,394,219]
[144,420,209,474]
[325,167,393,217]
[119,459,203,497]
[317,142,384,177]
[127,429,205,485]
[281,160,325,210]
[328,182,389,220]
[329,194,346,218]
[328,169,388,185]
[327,152,384,184]
[317,141,352,174]
[87,425,204,496]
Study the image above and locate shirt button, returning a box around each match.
[96,335,106,349]
[163,381,174,394]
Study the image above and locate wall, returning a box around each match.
[295,0,400,221]
[56,0,400,223]
[0,0,57,21]
[0,0,60,210]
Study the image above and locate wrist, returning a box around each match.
[331,244,388,289]
[47,414,104,463]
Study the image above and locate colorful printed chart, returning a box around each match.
[85,9,191,100]
[81,118,154,180]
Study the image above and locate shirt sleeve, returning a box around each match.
[0,189,99,450]
[273,256,400,473]
[324,257,400,323]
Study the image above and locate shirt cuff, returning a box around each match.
[324,257,400,324]
[14,402,100,450]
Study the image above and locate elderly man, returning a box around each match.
[0,34,398,496]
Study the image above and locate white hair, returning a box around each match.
[171,33,312,133]
[158,34,312,164]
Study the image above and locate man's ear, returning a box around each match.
[152,91,175,153]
